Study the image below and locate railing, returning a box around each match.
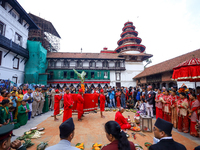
[47,66,126,70]
[0,34,29,58]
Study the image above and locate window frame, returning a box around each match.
[13,57,19,69]
[0,21,6,36]
[15,32,22,46]
[116,72,121,81]
[12,76,17,84]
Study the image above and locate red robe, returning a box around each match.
[170,95,179,128]
[63,93,73,122]
[116,92,121,108]
[100,94,105,111]
[155,93,163,119]
[54,94,62,116]
[77,94,84,119]
[115,111,131,130]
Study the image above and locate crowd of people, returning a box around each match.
[0,84,200,138]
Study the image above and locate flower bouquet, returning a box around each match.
[75,143,84,150]
[92,143,102,150]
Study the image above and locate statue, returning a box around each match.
[73,69,86,84]
[73,69,86,93]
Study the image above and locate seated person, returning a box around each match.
[8,106,20,129]
[0,99,10,125]
[139,99,146,115]
[115,107,131,130]
[102,121,136,150]
[46,118,79,150]
[126,97,134,109]
[134,100,141,110]
[17,100,30,126]
[0,124,26,150]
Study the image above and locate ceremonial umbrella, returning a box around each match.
[172,58,200,88]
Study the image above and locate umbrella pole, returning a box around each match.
[195,79,197,94]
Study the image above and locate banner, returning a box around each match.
[71,93,99,112]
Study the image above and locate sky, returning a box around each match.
[18,0,200,66]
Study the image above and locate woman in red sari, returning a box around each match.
[155,89,163,119]
[115,89,121,108]
[177,92,189,133]
[163,90,171,122]
[170,90,179,128]
[188,94,200,137]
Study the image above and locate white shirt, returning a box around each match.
[46,139,79,150]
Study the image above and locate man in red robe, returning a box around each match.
[115,107,131,130]
[54,89,62,121]
[63,88,73,122]
[100,89,105,118]
[77,89,84,121]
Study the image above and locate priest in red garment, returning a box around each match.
[115,107,131,130]
[63,88,73,122]
[54,89,62,121]
[77,89,84,121]
[100,89,106,118]
[115,89,121,108]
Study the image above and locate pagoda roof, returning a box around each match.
[133,48,200,79]
[47,52,124,60]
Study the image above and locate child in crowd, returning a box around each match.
[139,99,146,115]
[17,99,30,126]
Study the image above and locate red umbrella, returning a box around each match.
[172,58,200,82]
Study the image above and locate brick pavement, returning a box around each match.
[22,111,199,150]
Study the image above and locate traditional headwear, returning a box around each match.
[100,89,104,93]
[55,89,59,93]
[155,118,173,136]
[66,88,69,90]
[0,124,14,140]
[79,89,83,93]
[59,118,75,139]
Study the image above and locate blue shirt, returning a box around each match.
[46,139,79,150]
[109,91,115,99]
[136,91,141,100]
[10,96,17,107]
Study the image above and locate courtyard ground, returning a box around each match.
[12,110,200,150]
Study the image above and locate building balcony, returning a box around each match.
[47,66,126,71]
[0,34,29,58]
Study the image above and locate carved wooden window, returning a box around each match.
[90,61,95,67]
[0,21,6,36]
[15,32,22,46]
[77,61,82,67]
[115,61,120,67]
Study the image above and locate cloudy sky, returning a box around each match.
[18,0,200,66]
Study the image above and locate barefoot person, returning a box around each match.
[54,89,62,121]
[115,107,131,130]
[63,88,73,122]
[102,121,136,150]
[77,89,84,121]
[0,124,27,150]
[100,89,106,118]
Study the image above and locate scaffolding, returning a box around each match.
[28,13,61,52]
